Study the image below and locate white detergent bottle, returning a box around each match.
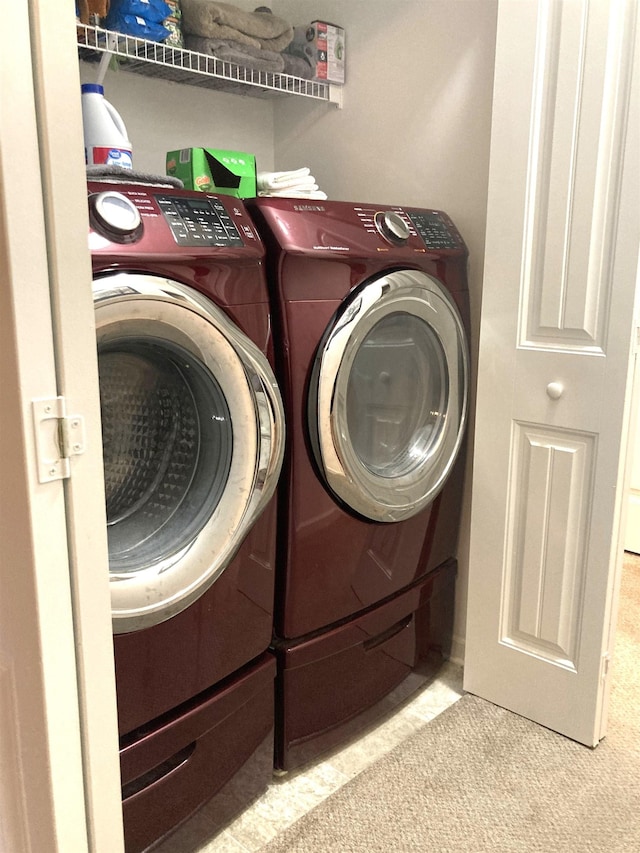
[81,83,133,169]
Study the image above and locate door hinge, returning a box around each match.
[32,396,86,483]
[601,652,612,682]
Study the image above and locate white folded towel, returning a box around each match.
[257,167,327,199]
[258,188,328,200]
[258,174,318,190]
[257,167,312,190]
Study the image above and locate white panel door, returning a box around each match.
[464,0,639,746]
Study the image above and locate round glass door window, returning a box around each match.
[310,269,468,522]
[93,273,285,633]
[346,313,448,479]
[99,337,233,572]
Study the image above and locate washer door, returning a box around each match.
[309,269,468,522]
[94,273,285,633]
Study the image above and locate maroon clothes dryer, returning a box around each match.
[248,199,470,771]
[88,182,285,852]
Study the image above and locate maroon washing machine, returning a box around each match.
[88,182,285,851]
[248,199,470,771]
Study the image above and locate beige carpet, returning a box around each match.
[261,554,640,852]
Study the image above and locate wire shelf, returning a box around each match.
[76,24,336,102]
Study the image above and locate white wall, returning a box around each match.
[78,62,276,176]
[275,3,495,215]
[79,0,499,658]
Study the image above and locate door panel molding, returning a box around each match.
[521,0,633,352]
[501,423,595,670]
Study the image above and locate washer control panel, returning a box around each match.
[405,210,459,250]
[155,194,244,247]
[87,183,261,252]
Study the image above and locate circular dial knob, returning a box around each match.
[374,211,411,245]
[89,191,143,243]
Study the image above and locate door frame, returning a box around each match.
[0,2,124,850]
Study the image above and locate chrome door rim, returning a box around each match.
[94,272,285,633]
[310,269,468,522]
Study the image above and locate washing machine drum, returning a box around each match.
[94,273,284,633]
[309,269,469,523]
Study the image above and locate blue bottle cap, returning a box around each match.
[81,83,105,94]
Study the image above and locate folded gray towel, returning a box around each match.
[185,20,261,49]
[185,34,285,73]
[281,53,314,80]
[181,0,293,51]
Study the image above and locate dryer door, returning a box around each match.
[309,269,468,522]
[94,273,285,633]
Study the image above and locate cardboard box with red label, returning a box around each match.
[309,21,345,85]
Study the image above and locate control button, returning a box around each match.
[374,211,410,245]
[89,191,143,243]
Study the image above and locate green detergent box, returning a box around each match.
[166,148,256,198]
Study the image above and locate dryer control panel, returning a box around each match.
[356,206,462,251]
[247,198,467,269]
[404,211,459,250]
[248,197,470,302]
